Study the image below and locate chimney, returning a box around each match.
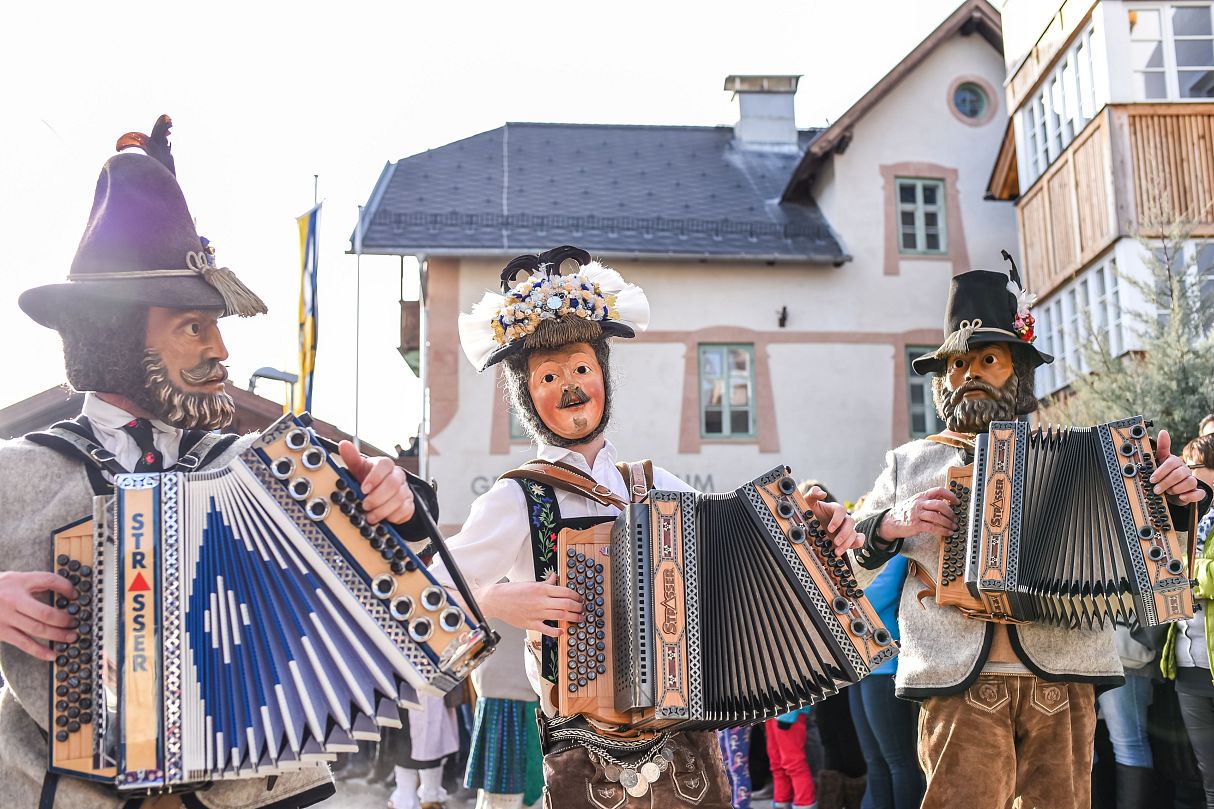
[724,74,801,153]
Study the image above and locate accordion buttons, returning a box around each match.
[440,607,464,631]
[285,428,309,450]
[372,574,396,599]
[288,478,312,500]
[390,596,415,621]
[421,586,446,611]
[271,457,295,480]
[409,617,433,642]
[55,731,68,743]
[335,477,348,491]
[301,447,325,469]
[778,476,797,495]
[56,554,70,566]
[390,561,406,574]
[306,499,331,520]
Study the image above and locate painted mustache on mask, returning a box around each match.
[558,386,591,409]
[180,359,228,386]
[950,380,999,406]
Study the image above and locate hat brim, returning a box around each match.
[911,333,1053,376]
[19,275,227,330]
[479,321,637,371]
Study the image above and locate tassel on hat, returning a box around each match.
[188,249,268,318]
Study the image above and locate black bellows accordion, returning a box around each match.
[945,416,1195,627]
[556,467,895,731]
[48,414,495,792]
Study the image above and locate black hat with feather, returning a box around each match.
[911,253,1052,375]
[19,115,266,330]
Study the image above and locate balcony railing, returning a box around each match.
[1017,103,1214,298]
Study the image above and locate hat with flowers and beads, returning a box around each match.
[457,245,650,372]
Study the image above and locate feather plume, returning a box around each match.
[458,290,507,369]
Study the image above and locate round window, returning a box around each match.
[954,82,988,120]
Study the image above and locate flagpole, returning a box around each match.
[354,205,363,452]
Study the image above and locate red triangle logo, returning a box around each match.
[128,571,151,592]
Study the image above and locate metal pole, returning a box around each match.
[354,205,363,452]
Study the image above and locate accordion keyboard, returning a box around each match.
[49,515,113,779]
[556,524,632,726]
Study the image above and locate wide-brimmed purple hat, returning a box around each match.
[19,115,266,330]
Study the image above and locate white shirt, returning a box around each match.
[81,393,182,471]
[428,439,694,693]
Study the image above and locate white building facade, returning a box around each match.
[362,0,1020,527]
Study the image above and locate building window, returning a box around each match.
[896,178,947,254]
[953,82,988,119]
[1036,260,1125,395]
[1130,5,1214,99]
[1019,26,1097,185]
[508,407,528,441]
[699,344,755,438]
[907,347,945,439]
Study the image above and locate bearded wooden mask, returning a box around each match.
[138,306,235,429]
[932,343,1040,434]
[525,342,606,442]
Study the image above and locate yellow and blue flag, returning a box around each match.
[295,203,321,413]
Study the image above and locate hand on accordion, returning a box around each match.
[1152,430,1206,505]
[479,573,585,637]
[0,571,80,661]
[879,486,961,541]
[802,486,865,552]
[338,440,417,524]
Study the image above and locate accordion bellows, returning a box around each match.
[557,467,895,730]
[48,414,495,792]
[951,416,1194,627]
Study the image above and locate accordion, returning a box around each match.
[48,414,495,792]
[937,416,1194,628]
[555,466,895,731]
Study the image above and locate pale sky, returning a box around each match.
[1,0,965,451]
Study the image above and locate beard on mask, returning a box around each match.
[932,348,1039,434]
[502,338,613,448]
[934,377,1019,433]
[141,350,235,430]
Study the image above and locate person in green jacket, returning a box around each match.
[1163,433,1214,808]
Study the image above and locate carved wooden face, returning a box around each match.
[145,306,229,395]
[526,342,606,442]
[944,343,1014,399]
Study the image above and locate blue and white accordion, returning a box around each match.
[48,414,495,792]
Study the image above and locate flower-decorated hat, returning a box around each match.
[19,115,267,331]
[458,246,650,371]
[911,254,1052,375]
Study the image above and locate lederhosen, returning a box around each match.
[506,460,731,809]
[21,418,335,809]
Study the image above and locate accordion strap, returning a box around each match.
[500,460,629,509]
[616,460,654,504]
[907,559,1030,625]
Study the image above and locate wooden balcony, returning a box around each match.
[1010,103,1214,298]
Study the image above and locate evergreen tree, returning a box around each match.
[1040,215,1214,448]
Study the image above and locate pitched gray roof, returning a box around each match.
[358,123,849,263]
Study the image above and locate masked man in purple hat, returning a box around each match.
[851,265,1207,809]
[0,117,430,809]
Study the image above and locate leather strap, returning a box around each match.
[925,431,977,451]
[500,460,629,509]
[617,459,654,504]
[906,559,1030,625]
